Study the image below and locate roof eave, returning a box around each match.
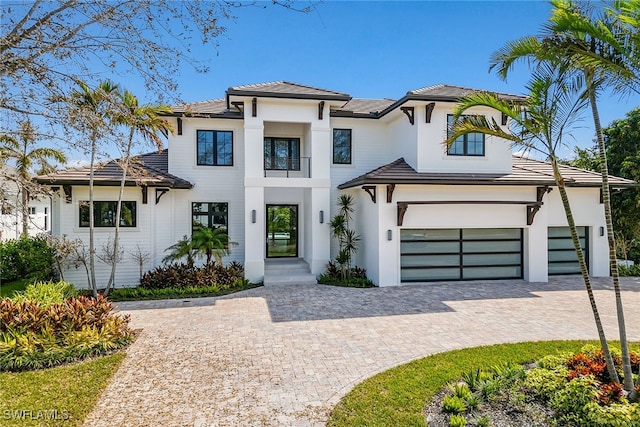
[226,89,351,102]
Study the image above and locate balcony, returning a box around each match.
[264,156,311,178]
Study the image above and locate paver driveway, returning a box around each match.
[85,277,640,426]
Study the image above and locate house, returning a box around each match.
[1,165,51,241]
[36,81,636,287]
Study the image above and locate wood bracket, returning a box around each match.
[386,184,395,203]
[141,186,148,204]
[62,185,72,203]
[251,97,257,117]
[400,107,415,125]
[177,117,183,135]
[501,112,508,126]
[318,101,325,120]
[526,186,550,225]
[362,185,376,203]
[599,188,603,204]
[425,103,435,123]
[155,188,170,205]
[397,202,408,226]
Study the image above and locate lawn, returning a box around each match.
[328,340,639,427]
[0,353,126,426]
[0,278,30,298]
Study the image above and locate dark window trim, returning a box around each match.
[191,202,229,233]
[332,128,352,164]
[196,129,234,166]
[264,137,301,171]
[446,114,485,157]
[79,201,137,228]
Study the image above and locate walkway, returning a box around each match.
[84,277,640,426]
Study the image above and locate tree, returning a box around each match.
[445,64,620,385]
[65,80,119,297]
[0,120,66,236]
[163,236,196,267]
[103,90,173,295]
[489,0,639,394]
[191,226,232,267]
[329,194,360,279]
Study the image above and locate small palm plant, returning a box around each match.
[191,226,232,267]
[329,194,361,279]
[163,235,196,266]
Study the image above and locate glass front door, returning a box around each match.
[266,205,298,258]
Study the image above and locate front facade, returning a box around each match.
[1,166,51,241]
[38,81,636,288]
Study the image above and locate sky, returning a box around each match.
[55,1,640,161]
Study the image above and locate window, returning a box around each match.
[28,207,36,215]
[447,114,485,156]
[192,202,228,232]
[264,137,300,170]
[333,129,352,164]
[44,207,48,230]
[197,130,233,166]
[79,201,136,227]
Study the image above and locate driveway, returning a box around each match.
[84,277,640,426]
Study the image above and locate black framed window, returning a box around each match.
[447,114,485,156]
[333,129,352,164]
[264,137,300,170]
[197,130,233,166]
[79,201,136,227]
[192,202,228,232]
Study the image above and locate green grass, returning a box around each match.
[107,282,261,301]
[328,340,639,427]
[0,352,126,426]
[0,278,31,297]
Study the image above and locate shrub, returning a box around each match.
[319,261,374,287]
[619,263,640,277]
[443,395,467,414]
[0,235,55,282]
[140,261,245,289]
[11,281,77,307]
[448,414,467,427]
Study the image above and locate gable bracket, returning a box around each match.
[526,186,551,225]
[501,112,508,126]
[141,186,148,204]
[386,184,395,203]
[425,103,435,123]
[400,107,415,125]
[177,117,183,135]
[62,185,72,203]
[318,101,325,120]
[362,185,376,203]
[155,188,170,205]
[397,202,408,226]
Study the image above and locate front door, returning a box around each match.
[266,205,298,258]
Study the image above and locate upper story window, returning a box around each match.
[28,207,36,215]
[264,137,300,171]
[192,202,228,232]
[197,130,233,166]
[446,114,485,156]
[333,129,352,164]
[79,201,136,227]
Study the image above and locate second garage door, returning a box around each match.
[400,228,523,282]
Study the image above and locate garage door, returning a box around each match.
[400,228,523,282]
[548,226,589,275]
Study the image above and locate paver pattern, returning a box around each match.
[85,277,640,426]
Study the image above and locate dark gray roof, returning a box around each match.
[407,84,527,102]
[35,150,193,189]
[171,98,235,117]
[227,81,351,101]
[338,156,637,189]
[332,98,397,116]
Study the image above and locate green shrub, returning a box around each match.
[11,281,77,307]
[108,282,256,301]
[524,365,569,399]
[475,415,491,427]
[0,295,133,371]
[443,395,467,414]
[584,401,640,427]
[619,263,640,277]
[318,274,374,288]
[0,235,55,282]
[140,261,245,289]
[448,382,472,400]
[449,414,467,427]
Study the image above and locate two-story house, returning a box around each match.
[37,81,636,288]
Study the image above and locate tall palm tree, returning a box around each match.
[489,0,638,393]
[66,80,119,296]
[0,120,66,236]
[103,90,173,295]
[445,64,619,384]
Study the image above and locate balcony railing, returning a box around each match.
[264,156,310,178]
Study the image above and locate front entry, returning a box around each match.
[266,205,298,258]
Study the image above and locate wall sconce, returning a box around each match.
[251,210,256,223]
[319,210,324,224]
[600,226,605,237]
[387,230,392,241]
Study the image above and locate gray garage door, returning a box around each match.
[400,228,523,282]
[548,226,589,275]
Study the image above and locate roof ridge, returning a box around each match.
[408,83,445,94]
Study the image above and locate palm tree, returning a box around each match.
[163,235,196,266]
[191,226,232,267]
[489,0,638,393]
[0,120,66,236]
[66,80,119,296]
[103,90,173,295]
[445,64,619,384]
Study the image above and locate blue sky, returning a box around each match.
[100,1,640,159]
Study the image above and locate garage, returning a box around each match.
[400,228,523,282]
[548,226,589,275]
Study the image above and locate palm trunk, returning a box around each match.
[88,139,97,297]
[20,186,29,237]
[551,157,619,383]
[586,76,633,392]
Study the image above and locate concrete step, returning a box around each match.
[263,258,317,286]
[263,274,318,286]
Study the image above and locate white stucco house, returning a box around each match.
[36,81,636,288]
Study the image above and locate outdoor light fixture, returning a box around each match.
[319,210,324,224]
[251,210,256,223]
[387,230,392,241]
[600,226,605,237]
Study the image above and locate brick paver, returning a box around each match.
[84,277,640,426]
